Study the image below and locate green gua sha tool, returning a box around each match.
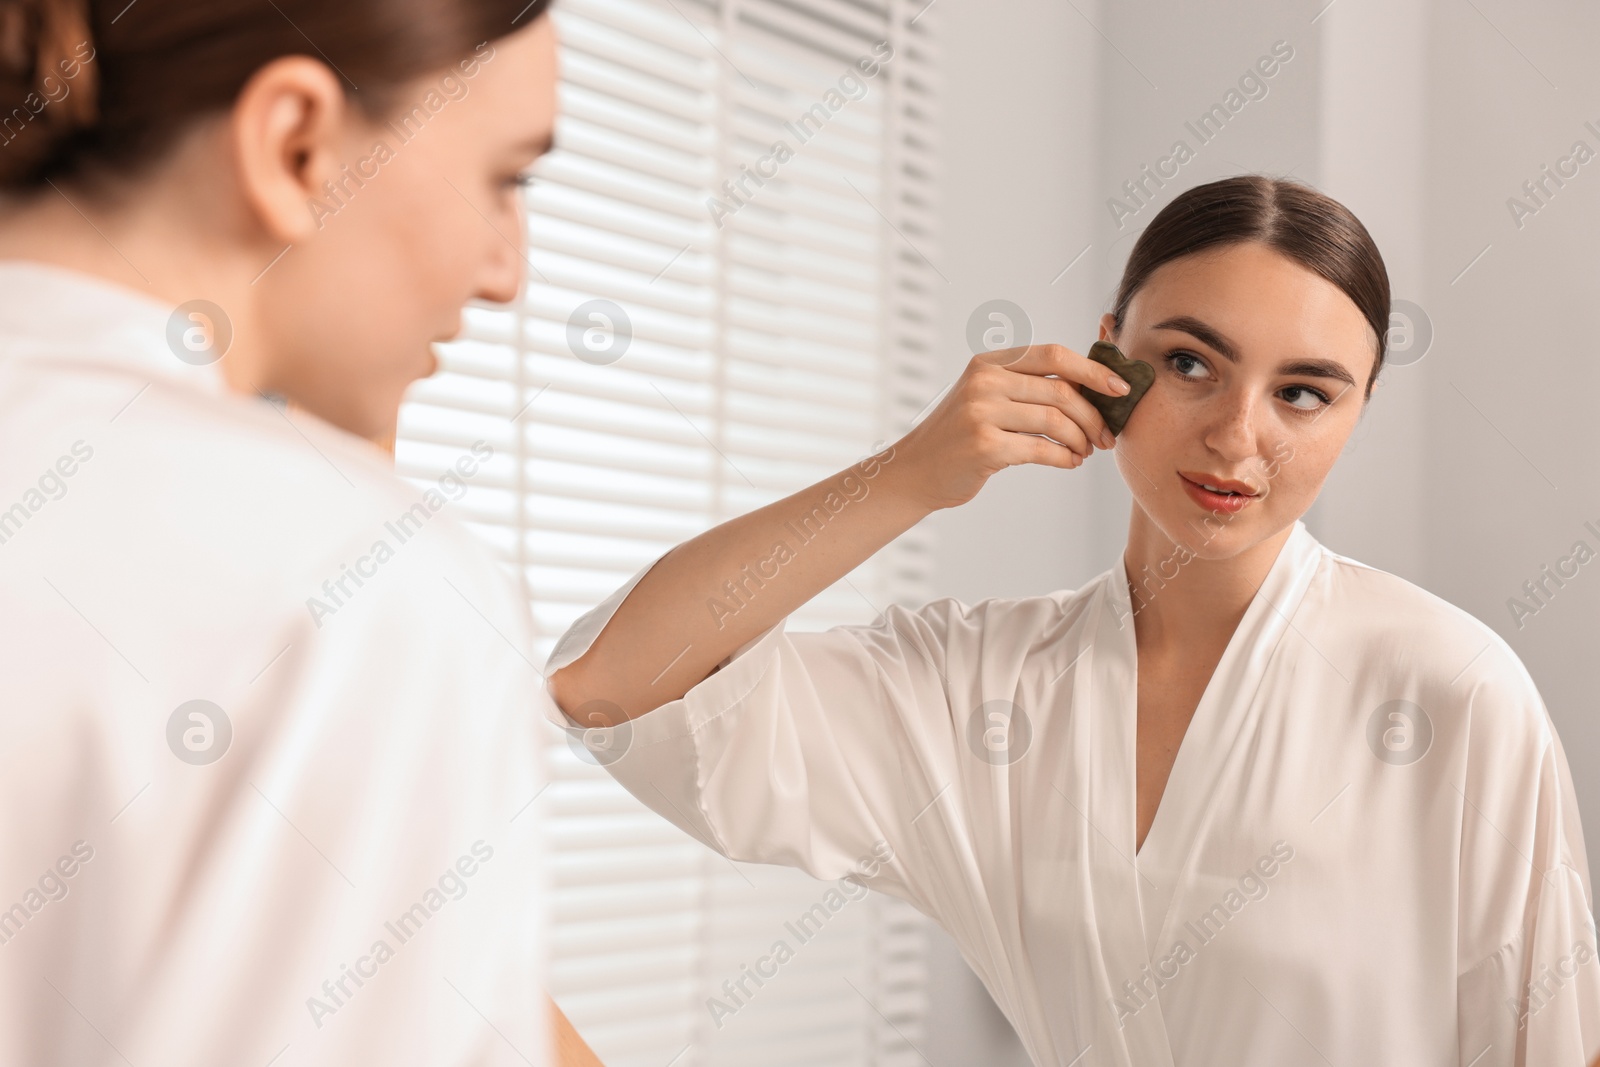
[1078,340,1154,436]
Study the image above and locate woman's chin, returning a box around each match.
[1138,504,1258,561]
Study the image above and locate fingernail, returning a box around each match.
[1100,431,1116,448]
[1109,376,1130,395]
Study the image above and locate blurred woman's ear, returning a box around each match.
[230,56,352,245]
[1098,312,1117,342]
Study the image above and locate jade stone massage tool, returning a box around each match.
[1077,340,1154,436]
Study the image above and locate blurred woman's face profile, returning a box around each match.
[1101,241,1379,558]
[254,16,558,440]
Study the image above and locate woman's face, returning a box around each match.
[256,16,558,440]
[1102,240,1379,559]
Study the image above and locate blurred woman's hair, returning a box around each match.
[1112,175,1391,397]
[0,0,551,192]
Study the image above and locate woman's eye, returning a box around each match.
[1281,384,1330,411]
[1165,351,1209,379]
[505,172,537,191]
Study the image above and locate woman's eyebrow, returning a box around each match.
[1279,357,1356,387]
[1152,315,1238,360]
[1150,314,1357,387]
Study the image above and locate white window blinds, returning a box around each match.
[394,0,942,1063]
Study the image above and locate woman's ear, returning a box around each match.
[1098,311,1117,342]
[229,55,350,245]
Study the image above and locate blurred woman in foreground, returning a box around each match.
[0,1,571,1062]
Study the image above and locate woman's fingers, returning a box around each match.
[980,342,1131,396]
[971,344,1119,450]
[1002,371,1115,449]
[1007,432,1084,470]
[903,341,1123,505]
[992,397,1095,456]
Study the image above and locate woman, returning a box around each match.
[548,176,1600,1066]
[0,1,584,1064]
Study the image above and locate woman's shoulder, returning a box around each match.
[1314,546,1494,638]
[8,357,520,639]
[861,576,1104,657]
[1313,545,1549,737]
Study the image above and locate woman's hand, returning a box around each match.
[893,343,1131,511]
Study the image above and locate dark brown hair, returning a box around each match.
[1112,175,1391,397]
[0,0,552,191]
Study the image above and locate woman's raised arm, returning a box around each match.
[548,344,1129,725]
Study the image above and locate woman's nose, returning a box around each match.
[476,232,524,306]
[1202,391,1260,462]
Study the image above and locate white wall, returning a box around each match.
[926,0,1104,606]
[1409,0,1600,874]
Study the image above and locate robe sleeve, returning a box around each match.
[541,553,986,913]
[1455,652,1600,1067]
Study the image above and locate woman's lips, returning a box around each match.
[1179,473,1258,514]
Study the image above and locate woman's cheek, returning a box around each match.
[1264,437,1330,508]
[1118,382,1173,444]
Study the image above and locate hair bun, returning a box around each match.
[0,0,99,189]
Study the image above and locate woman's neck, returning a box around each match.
[1121,508,1296,654]
[0,179,275,398]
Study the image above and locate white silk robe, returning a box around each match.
[545,517,1600,1066]
[0,261,548,1066]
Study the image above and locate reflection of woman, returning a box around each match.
[550,177,1600,1065]
[0,1,567,1063]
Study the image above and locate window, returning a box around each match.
[396,0,942,1062]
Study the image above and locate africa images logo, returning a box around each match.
[1366,699,1432,766]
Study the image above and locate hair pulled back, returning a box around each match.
[0,0,551,191]
[1113,175,1391,395]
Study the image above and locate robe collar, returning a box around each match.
[0,258,230,399]
[1110,517,1325,897]
[1072,517,1326,1064]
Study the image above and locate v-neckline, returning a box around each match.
[1125,597,1259,863]
[1113,520,1321,876]
[1131,639,1231,860]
